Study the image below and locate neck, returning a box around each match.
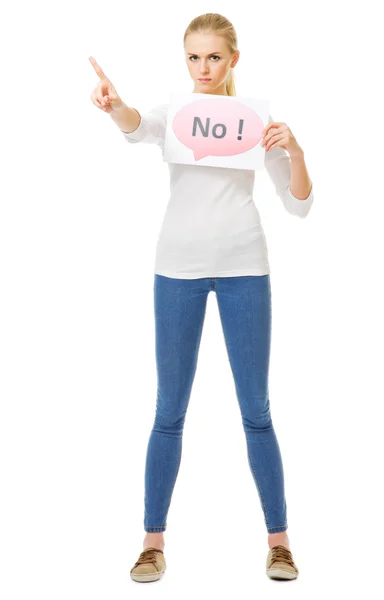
[192,88,229,96]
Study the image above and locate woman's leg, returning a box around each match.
[215,275,289,543]
[143,274,211,537]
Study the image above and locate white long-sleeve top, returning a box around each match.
[122,103,314,279]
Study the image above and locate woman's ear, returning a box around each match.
[231,50,240,68]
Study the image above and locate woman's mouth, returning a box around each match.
[198,78,211,82]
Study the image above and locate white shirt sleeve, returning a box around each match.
[264,114,314,218]
[121,104,168,145]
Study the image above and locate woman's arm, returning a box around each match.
[264,115,314,218]
[109,103,141,134]
[116,104,168,145]
[289,151,313,201]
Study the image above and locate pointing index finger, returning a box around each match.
[89,56,108,80]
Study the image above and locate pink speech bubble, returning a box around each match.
[172,98,264,161]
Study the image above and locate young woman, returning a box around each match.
[89,12,313,582]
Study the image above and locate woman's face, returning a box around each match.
[184,32,239,96]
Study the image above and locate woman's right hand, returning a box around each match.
[89,56,123,113]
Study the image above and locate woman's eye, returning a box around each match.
[189,56,219,61]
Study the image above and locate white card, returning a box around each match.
[163,92,270,171]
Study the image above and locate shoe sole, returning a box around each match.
[130,568,166,582]
[267,568,298,580]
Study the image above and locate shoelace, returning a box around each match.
[133,547,163,568]
[270,545,296,568]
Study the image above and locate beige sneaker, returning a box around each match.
[130,547,166,582]
[266,544,299,580]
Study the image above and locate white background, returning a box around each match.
[1,0,383,598]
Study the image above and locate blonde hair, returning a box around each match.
[183,13,238,97]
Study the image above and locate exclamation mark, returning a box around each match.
[237,119,244,140]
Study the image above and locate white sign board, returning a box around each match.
[163,92,270,171]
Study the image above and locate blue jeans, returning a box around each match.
[144,274,288,534]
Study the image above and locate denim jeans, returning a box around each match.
[144,274,288,534]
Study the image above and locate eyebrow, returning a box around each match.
[187,52,223,55]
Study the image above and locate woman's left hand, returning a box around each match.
[261,121,303,158]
